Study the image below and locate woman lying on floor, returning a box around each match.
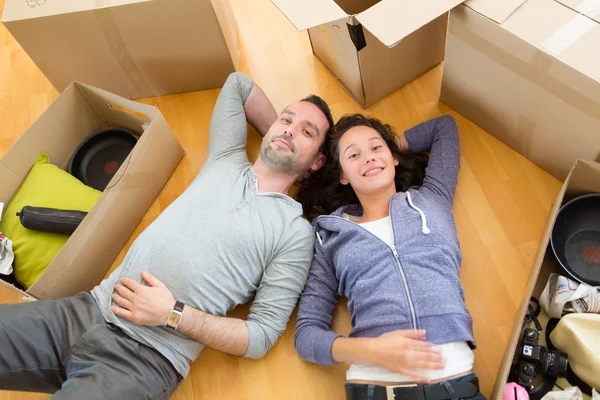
[295,114,486,400]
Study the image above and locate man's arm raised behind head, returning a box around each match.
[207,72,277,162]
[244,83,277,137]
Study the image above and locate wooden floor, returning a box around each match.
[0,0,562,399]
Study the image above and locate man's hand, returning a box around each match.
[295,168,313,184]
[110,271,251,356]
[110,271,175,327]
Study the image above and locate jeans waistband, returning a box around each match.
[345,373,480,400]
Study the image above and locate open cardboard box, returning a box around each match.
[441,0,600,180]
[271,0,464,108]
[492,159,600,399]
[0,82,184,301]
[2,0,239,99]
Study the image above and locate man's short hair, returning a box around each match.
[300,95,334,151]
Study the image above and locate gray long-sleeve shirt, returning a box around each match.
[91,72,314,378]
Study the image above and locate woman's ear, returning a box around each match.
[340,172,349,185]
[393,157,399,166]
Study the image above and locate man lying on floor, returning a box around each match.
[0,72,333,399]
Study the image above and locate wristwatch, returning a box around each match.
[164,301,185,330]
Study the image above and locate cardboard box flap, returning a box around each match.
[210,0,240,70]
[2,0,151,22]
[0,279,32,300]
[74,82,157,122]
[355,0,463,48]
[464,0,526,23]
[553,0,600,23]
[270,0,347,31]
[564,159,600,198]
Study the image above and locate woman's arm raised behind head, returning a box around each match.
[404,115,460,203]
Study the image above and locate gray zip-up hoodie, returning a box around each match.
[294,115,475,366]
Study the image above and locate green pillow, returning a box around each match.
[0,153,101,289]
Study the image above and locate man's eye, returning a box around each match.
[282,118,290,123]
[303,130,312,137]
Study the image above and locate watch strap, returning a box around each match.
[173,300,184,313]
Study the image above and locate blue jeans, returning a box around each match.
[441,373,487,400]
[346,373,487,400]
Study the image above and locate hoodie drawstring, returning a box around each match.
[406,192,431,235]
[315,232,323,246]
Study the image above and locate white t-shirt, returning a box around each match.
[343,214,474,382]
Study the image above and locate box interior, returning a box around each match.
[500,160,600,394]
[333,0,380,15]
[0,82,156,299]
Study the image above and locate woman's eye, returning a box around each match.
[373,145,382,151]
[349,153,359,159]
[282,118,290,123]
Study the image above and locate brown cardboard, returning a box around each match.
[0,82,184,300]
[440,0,600,180]
[463,0,526,23]
[273,0,464,108]
[491,159,600,399]
[354,0,463,47]
[2,0,239,99]
[358,15,448,107]
[308,18,365,104]
[270,0,346,30]
[553,0,600,23]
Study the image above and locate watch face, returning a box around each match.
[167,311,182,327]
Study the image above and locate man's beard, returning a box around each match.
[260,141,295,174]
[260,135,312,175]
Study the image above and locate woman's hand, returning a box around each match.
[365,329,445,382]
[332,329,445,382]
[397,133,410,152]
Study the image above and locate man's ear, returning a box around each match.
[310,153,326,172]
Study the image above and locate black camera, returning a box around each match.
[518,328,569,392]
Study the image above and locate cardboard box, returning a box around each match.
[0,82,184,300]
[440,0,600,180]
[2,0,240,99]
[491,159,600,399]
[271,0,464,108]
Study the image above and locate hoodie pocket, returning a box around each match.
[402,246,465,317]
[350,275,410,334]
